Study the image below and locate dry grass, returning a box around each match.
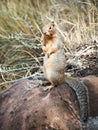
[0,0,98,91]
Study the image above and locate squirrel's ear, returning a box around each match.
[51,21,55,26]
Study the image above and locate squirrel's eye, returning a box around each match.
[49,27,51,29]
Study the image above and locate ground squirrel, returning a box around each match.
[42,21,89,130]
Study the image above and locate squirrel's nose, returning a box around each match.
[43,32,49,36]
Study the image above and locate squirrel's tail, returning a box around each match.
[64,77,89,130]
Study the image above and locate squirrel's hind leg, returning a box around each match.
[43,82,56,91]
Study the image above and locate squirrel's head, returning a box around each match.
[42,21,56,37]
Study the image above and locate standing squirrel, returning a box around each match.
[42,21,89,130]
